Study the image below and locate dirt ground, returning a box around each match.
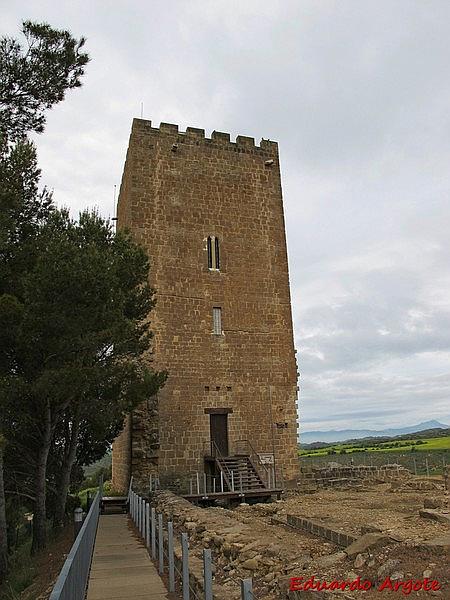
[183,479,449,599]
[16,526,73,600]
[282,483,449,541]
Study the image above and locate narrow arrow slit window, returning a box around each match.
[213,307,222,335]
[207,236,220,270]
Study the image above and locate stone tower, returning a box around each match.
[112,119,299,492]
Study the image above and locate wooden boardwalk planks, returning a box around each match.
[86,514,169,600]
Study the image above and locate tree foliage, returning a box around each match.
[0,20,89,140]
[0,19,165,564]
[3,210,166,546]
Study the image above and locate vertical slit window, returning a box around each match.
[213,307,222,335]
[215,237,220,269]
[207,236,220,270]
[207,236,213,269]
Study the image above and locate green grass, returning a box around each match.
[0,540,35,599]
[77,481,124,510]
[298,435,450,457]
[78,486,98,510]
[418,436,450,450]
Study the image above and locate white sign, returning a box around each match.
[258,453,274,465]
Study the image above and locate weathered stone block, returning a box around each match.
[112,119,299,491]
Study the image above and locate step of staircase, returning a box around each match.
[216,455,267,491]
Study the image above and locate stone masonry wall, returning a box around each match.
[297,464,410,493]
[111,414,131,493]
[112,119,299,490]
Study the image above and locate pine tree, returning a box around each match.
[0,20,88,566]
[0,20,88,140]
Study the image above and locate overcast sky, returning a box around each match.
[4,1,450,432]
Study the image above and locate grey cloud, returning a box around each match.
[3,0,450,431]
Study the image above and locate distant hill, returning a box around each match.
[301,427,450,451]
[83,451,112,476]
[300,420,449,445]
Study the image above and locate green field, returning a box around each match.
[298,435,450,457]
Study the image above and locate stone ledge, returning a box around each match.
[286,514,357,548]
[419,509,450,524]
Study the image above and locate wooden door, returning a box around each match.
[210,414,229,456]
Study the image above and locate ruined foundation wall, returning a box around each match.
[297,463,411,493]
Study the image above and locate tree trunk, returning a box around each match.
[53,413,81,528]
[0,436,8,582]
[31,404,52,554]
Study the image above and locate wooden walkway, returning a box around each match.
[86,514,169,600]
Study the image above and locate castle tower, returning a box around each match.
[112,119,299,492]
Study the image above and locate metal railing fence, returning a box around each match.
[300,451,450,475]
[129,488,253,600]
[234,439,273,488]
[146,468,284,497]
[49,480,103,600]
[203,438,276,489]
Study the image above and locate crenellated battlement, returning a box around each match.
[131,118,278,155]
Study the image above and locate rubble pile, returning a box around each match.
[152,484,449,599]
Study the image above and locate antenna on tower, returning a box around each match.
[112,184,118,223]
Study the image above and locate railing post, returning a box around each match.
[220,471,224,493]
[151,507,156,559]
[203,473,207,495]
[231,471,235,491]
[182,532,189,600]
[196,472,200,494]
[203,548,213,600]
[74,507,83,540]
[241,578,253,600]
[138,496,141,535]
[135,494,138,527]
[146,502,150,548]
[142,499,146,538]
[158,513,164,574]
[168,521,175,592]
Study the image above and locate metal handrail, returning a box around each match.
[203,438,276,489]
[129,490,254,600]
[202,439,224,458]
[234,439,272,488]
[208,440,235,491]
[49,479,103,600]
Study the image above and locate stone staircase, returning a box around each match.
[216,455,267,491]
